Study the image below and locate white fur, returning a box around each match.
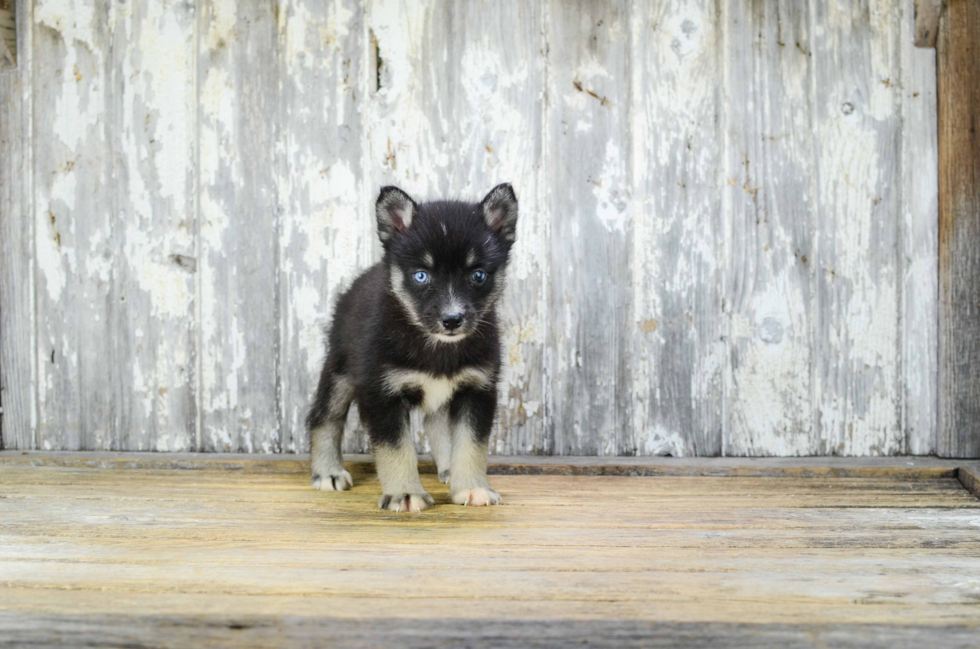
[424,407,453,481]
[310,376,355,491]
[383,367,494,414]
[389,266,427,330]
[447,418,499,507]
[312,469,353,491]
[374,429,432,513]
[432,332,466,343]
[452,487,500,506]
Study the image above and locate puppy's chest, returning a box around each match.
[382,367,493,413]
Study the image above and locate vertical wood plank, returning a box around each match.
[0,0,15,70]
[33,0,114,450]
[107,0,198,451]
[199,0,281,452]
[722,0,816,456]
[548,0,633,456]
[937,0,980,458]
[0,0,35,449]
[366,0,549,454]
[812,0,904,455]
[901,0,938,455]
[630,0,724,456]
[357,0,426,455]
[277,0,370,454]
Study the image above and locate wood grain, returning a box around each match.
[0,0,14,70]
[32,0,115,450]
[197,0,281,452]
[631,1,725,457]
[3,615,979,649]
[901,0,940,455]
[723,0,815,455]
[938,0,980,458]
[548,0,634,455]
[0,0,33,450]
[1,463,979,646]
[812,0,904,455]
[107,0,198,451]
[277,0,371,455]
[365,1,549,455]
[913,0,943,48]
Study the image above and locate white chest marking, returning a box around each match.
[383,367,494,413]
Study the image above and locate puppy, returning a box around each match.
[306,184,518,512]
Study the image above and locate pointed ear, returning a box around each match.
[376,186,417,242]
[480,183,518,242]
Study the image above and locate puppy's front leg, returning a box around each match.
[448,388,500,507]
[362,394,433,513]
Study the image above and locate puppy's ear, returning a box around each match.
[480,183,519,242]
[376,186,417,242]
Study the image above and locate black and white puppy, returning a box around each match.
[306,184,518,513]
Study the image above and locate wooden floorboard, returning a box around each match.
[1,456,979,647]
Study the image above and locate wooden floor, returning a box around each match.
[1,454,979,648]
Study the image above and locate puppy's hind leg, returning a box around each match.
[424,406,453,483]
[307,372,355,491]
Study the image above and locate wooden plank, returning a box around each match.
[106,0,198,451]
[722,0,815,455]
[938,0,980,458]
[2,464,980,647]
[957,465,980,499]
[546,0,633,455]
[0,0,33,450]
[365,1,549,454]
[901,0,940,454]
[0,451,968,478]
[2,614,979,649]
[32,0,115,450]
[277,0,370,454]
[914,0,943,48]
[198,0,281,452]
[812,0,905,455]
[630,0,724,456]
[0,0,14,70]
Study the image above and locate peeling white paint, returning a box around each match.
[15,0,937,457]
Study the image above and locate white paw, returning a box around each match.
[379,492,435,513]
[312,470,353,491]
[451,487,500,507]
[438,469,451,484]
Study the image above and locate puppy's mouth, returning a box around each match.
[431,331,469,343]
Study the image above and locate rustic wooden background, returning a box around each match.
[0,0,940,456]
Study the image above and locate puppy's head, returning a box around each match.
[376,184,518,343]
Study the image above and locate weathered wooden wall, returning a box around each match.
[937,0,980,458]
[0,0,940,456]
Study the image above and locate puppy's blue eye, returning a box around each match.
[413,271,429,284]
[471,270,488,284]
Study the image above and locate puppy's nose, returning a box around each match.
[441,313,463,331]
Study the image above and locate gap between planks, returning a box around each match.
[1,452,978,498]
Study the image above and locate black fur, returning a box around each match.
[306,184,518,452]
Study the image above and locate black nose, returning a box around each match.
[441,313,463,331]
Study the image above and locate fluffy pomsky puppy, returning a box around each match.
[306,184,518,513]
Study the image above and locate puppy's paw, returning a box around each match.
[312,470,353,491]
[379,492,435,513]
[451,487,501,507]
[438,469,451,484]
